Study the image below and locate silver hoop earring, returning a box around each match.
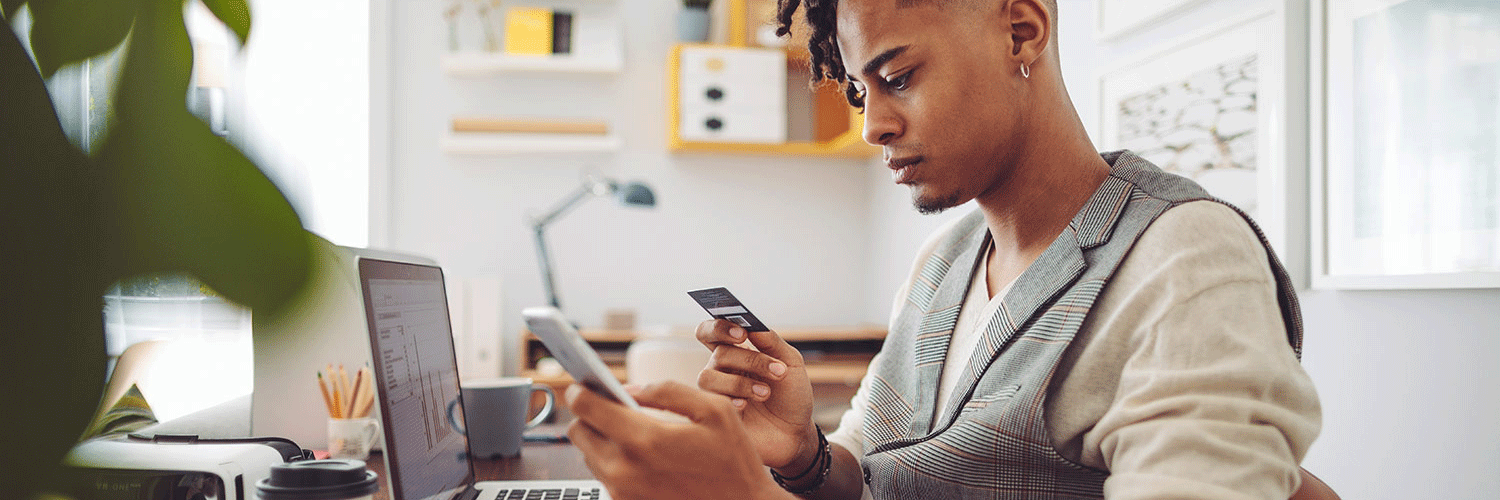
[1021,64,1031,79]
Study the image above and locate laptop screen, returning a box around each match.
[358,257,475,500]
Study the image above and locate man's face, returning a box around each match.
[837,0,1026,214]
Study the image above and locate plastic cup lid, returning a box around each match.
[256,459,379,500]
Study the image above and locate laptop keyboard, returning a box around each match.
[495,488,602,500]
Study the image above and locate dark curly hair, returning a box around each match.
[774,0,858,106]
[774,0,1057,108]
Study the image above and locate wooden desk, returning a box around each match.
[368,424,593,500]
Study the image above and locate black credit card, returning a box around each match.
[687,287,769,332]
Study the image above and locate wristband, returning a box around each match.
[771,425,831,495]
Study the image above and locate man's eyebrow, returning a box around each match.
[858,45,911,80]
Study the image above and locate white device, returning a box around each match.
[522,306,640,409]
[62,435,295,500]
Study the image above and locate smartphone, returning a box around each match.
[687,287,769,332]
[522,306,640,409]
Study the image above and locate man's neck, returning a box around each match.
[974,117,1110,293]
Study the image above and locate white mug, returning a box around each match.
[326,417,380,460]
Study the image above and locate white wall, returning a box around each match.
[384,0,875,374]
[233,0,372,248]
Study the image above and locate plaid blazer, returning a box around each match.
[859,151,1302,499]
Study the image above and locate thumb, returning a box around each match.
[630,381,731,424]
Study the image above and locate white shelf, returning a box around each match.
[442,52,623,75]
[441,133,622,154]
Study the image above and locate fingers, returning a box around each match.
[708,343,789,380]
[565,384,645,439]
[567,419,622,476]
[630,381,735,425]
[695,319,749,348]
[698,365,773,403]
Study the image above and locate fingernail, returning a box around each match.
[730,327,747,340]
[731,398,746,408]
[623,384,644,395]
[769,361,787,376]
[752,384,770,397]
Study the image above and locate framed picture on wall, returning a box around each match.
[1099,10,1287,255]
[1311,0,1500,289]
[1096,0,1212,41]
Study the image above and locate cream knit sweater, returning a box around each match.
[827,201,1322,500]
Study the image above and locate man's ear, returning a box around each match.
[1005,0,1050,65]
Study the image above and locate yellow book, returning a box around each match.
[505,7,553,55]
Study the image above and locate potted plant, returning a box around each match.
[0,1,313,498]
[678,0,712,42]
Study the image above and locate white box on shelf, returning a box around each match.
[677,46,786,144]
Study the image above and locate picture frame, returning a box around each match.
[1099,10,1287,256]
[1311,0,1500,289]
[1096,0,1213,41]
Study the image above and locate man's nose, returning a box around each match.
[860,95,901,146]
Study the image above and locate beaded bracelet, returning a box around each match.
[771,425,831,495]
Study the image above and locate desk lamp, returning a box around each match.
[531,176,656,310]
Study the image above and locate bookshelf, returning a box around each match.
[441,0,623,155]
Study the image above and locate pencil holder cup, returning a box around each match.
[327,417,380,460]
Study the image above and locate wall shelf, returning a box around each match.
[441,133,622,154]
[442,52,624,75]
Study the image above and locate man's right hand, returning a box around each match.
[695,319,819,471]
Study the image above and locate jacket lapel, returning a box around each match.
[905,220,988,438]
[931,175,1135,432]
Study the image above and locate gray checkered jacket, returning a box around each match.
[859,151,1302,499]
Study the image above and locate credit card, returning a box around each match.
[687,287,769,332]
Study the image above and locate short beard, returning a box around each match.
[913,192,963,215]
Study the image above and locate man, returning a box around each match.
[563,0,1320,498]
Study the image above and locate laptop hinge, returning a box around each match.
[453,484,482,500]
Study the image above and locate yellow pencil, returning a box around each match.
[329,364,344,418]
[348,368,365,416]
[356,390,376,418]
[316,372,336,417]
[338,364,352,407]
[354,367,376,418]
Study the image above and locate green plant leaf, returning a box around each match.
[100,0,311,316]
[0,18,111,500]
[28,0,137,78]
[201,0,250,45]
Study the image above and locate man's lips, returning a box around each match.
[887,156,922,184]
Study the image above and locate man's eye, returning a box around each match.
[886,72,911,91]
[846,84,867,110]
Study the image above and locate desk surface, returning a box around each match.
[367,425,594,500]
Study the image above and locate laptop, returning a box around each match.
[357,256,611,500]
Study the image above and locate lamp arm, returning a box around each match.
[532,181,604,228]
[532,224,562,309]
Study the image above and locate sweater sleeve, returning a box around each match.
[1067,202,1321,500]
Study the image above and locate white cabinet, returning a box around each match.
[676,46,787,144]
